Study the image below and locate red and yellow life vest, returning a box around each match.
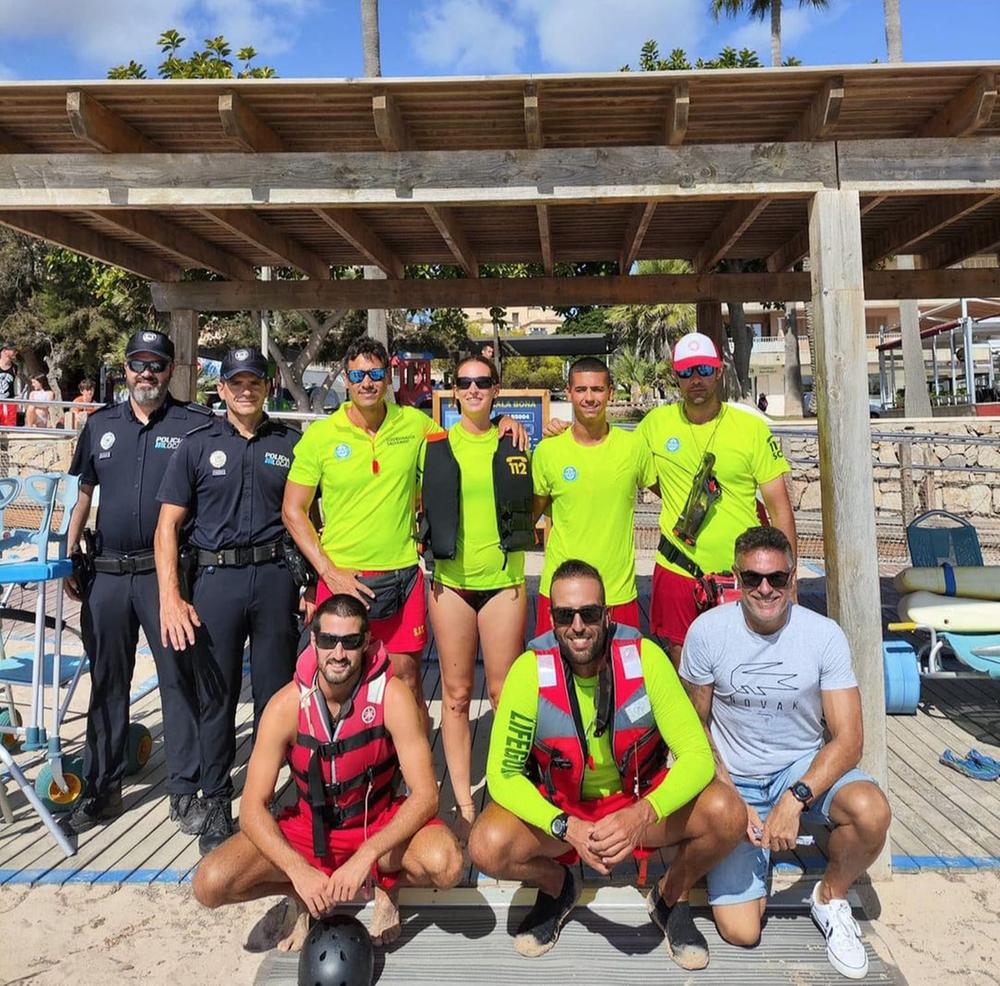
[287,640,399,857]
[529,624,668,807]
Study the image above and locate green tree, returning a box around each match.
[605,259,695,360]
[709,0,829,67]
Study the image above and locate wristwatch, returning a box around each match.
[550,812,570,841]
[789,781,813,807]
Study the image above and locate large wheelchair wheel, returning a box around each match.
[126,722,153,775]
[35,755,86,813]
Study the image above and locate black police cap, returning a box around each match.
[125,330,175,361]
[221,346,269,379]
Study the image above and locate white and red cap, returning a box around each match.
[672,332,721,372]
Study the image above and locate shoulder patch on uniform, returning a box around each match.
[183,421,214,438]
[185,402,213,416]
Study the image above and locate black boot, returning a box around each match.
[65,784,123,834]
[198,796,234,855]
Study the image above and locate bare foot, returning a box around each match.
[276,901,312,952]
[369,885,401,946]
[244,896,300,952]
[452,803,476,848]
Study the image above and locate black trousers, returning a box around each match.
[188,559,298,798]
[80,570,199,796]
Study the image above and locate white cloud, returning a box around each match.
[0,0,313,74]
[0,62,16,80]
[412,0,527,73]
[516,0,706,71]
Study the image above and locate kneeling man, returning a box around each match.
[470,559,745,968]
[680,526,891,980]
[193,593,462,948]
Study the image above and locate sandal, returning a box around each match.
[967,749,1000,775]
[940,749,1000,781]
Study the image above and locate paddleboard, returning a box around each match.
[894,565,1000,601]
[897,591,1000,633]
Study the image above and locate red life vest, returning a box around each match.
[287,640,399,857]
[529,624,668,807]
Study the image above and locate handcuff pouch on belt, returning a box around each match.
[281,533,317,589]
[357,565,420,621]
[71,527,97,594]
[177,544,198,602]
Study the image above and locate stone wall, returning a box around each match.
[1,436,76,477]
[780,419,1000,519]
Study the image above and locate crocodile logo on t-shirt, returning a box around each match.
[730,662,797,696]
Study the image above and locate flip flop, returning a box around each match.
[967,749,1000,774]
[940,749,1000,781]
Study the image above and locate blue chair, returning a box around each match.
[0,472,81,857]
[906,510,984,568]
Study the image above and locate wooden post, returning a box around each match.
[169,308,199,402]
[808,189,890,879]
[696,301,725,354]
[899,439,915,526]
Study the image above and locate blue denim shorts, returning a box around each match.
[706,751,877,906]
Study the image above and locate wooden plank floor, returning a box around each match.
[1,572,999,886]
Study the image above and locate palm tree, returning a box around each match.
[883,0,903,62]
[605,259,696,360]
[361,0,381,76]
[710,0,829,66]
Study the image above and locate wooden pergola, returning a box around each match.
[3,62,1000,874]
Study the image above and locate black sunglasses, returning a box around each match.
[314,630,367,650]
[127,358,169,374]
[456,375,494,390]
[676,364,717,379]
[551,604,606,627]
[738,570,792,589]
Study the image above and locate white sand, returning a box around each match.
[3,871,998,985]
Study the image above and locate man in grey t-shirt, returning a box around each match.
[680,526,890,981]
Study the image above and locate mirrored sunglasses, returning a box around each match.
[676,364,717,379]
[127,358,169,374]
[346,367,386,384]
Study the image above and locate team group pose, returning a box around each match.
[63,330,888,979]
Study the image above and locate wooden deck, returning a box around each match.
[1,572,999,888]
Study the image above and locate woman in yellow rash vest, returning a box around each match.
[426,356,528,843]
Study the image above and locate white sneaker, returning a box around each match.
[810,881,869,980]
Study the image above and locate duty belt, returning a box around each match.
[196,539,283,568]
[92,551,156,575]
[657,534,704,580]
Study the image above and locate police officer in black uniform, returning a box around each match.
[65,330,213,836]
[155,346,299,854]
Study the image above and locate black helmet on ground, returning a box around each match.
[297,914,374,986]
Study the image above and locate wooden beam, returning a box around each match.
[87,209,255,280]
[200,210,331,280]
[919,72,998,138]
[766,230,808,273]
[536,204,553,275]
[218,93,285,152]
[66,90,158,153]
[0,130,31,154]
[839,136,1000,193]
[372,92,413,151]
[148,267,1000,312]
[425,205,478,277]
[862,193,997,266]
[860,195,889,216]
[523,84,542,149]
[0,144,839,209]
[693,198,770,272]
[0,209,179,281]
[168,309,199,402]
[921,215,1000,270]
[619,202,657,274]
[808,188,888,879]
[313,208,403,278]
[665,83,690,146]
[787,75,844,141]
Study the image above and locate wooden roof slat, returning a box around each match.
[536,204,553,275]
[922,214,1000,269]
[313,208,403,278]
[66,90,158,153]
[619,202,657,273]
[86,209,255,280]
[693,198,771,271]
[425,206,478,276]
[0,209,179,280]
[199,209,331,280]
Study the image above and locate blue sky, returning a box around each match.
[0,0,997,81]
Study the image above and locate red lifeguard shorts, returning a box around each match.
[316,569,427,654]
[534,595,640,637]
[547,790,658,866]
[649,564,701,647]
[277,796,444,890]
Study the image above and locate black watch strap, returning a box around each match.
[790,781,813,806]
[550,812,569,841]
